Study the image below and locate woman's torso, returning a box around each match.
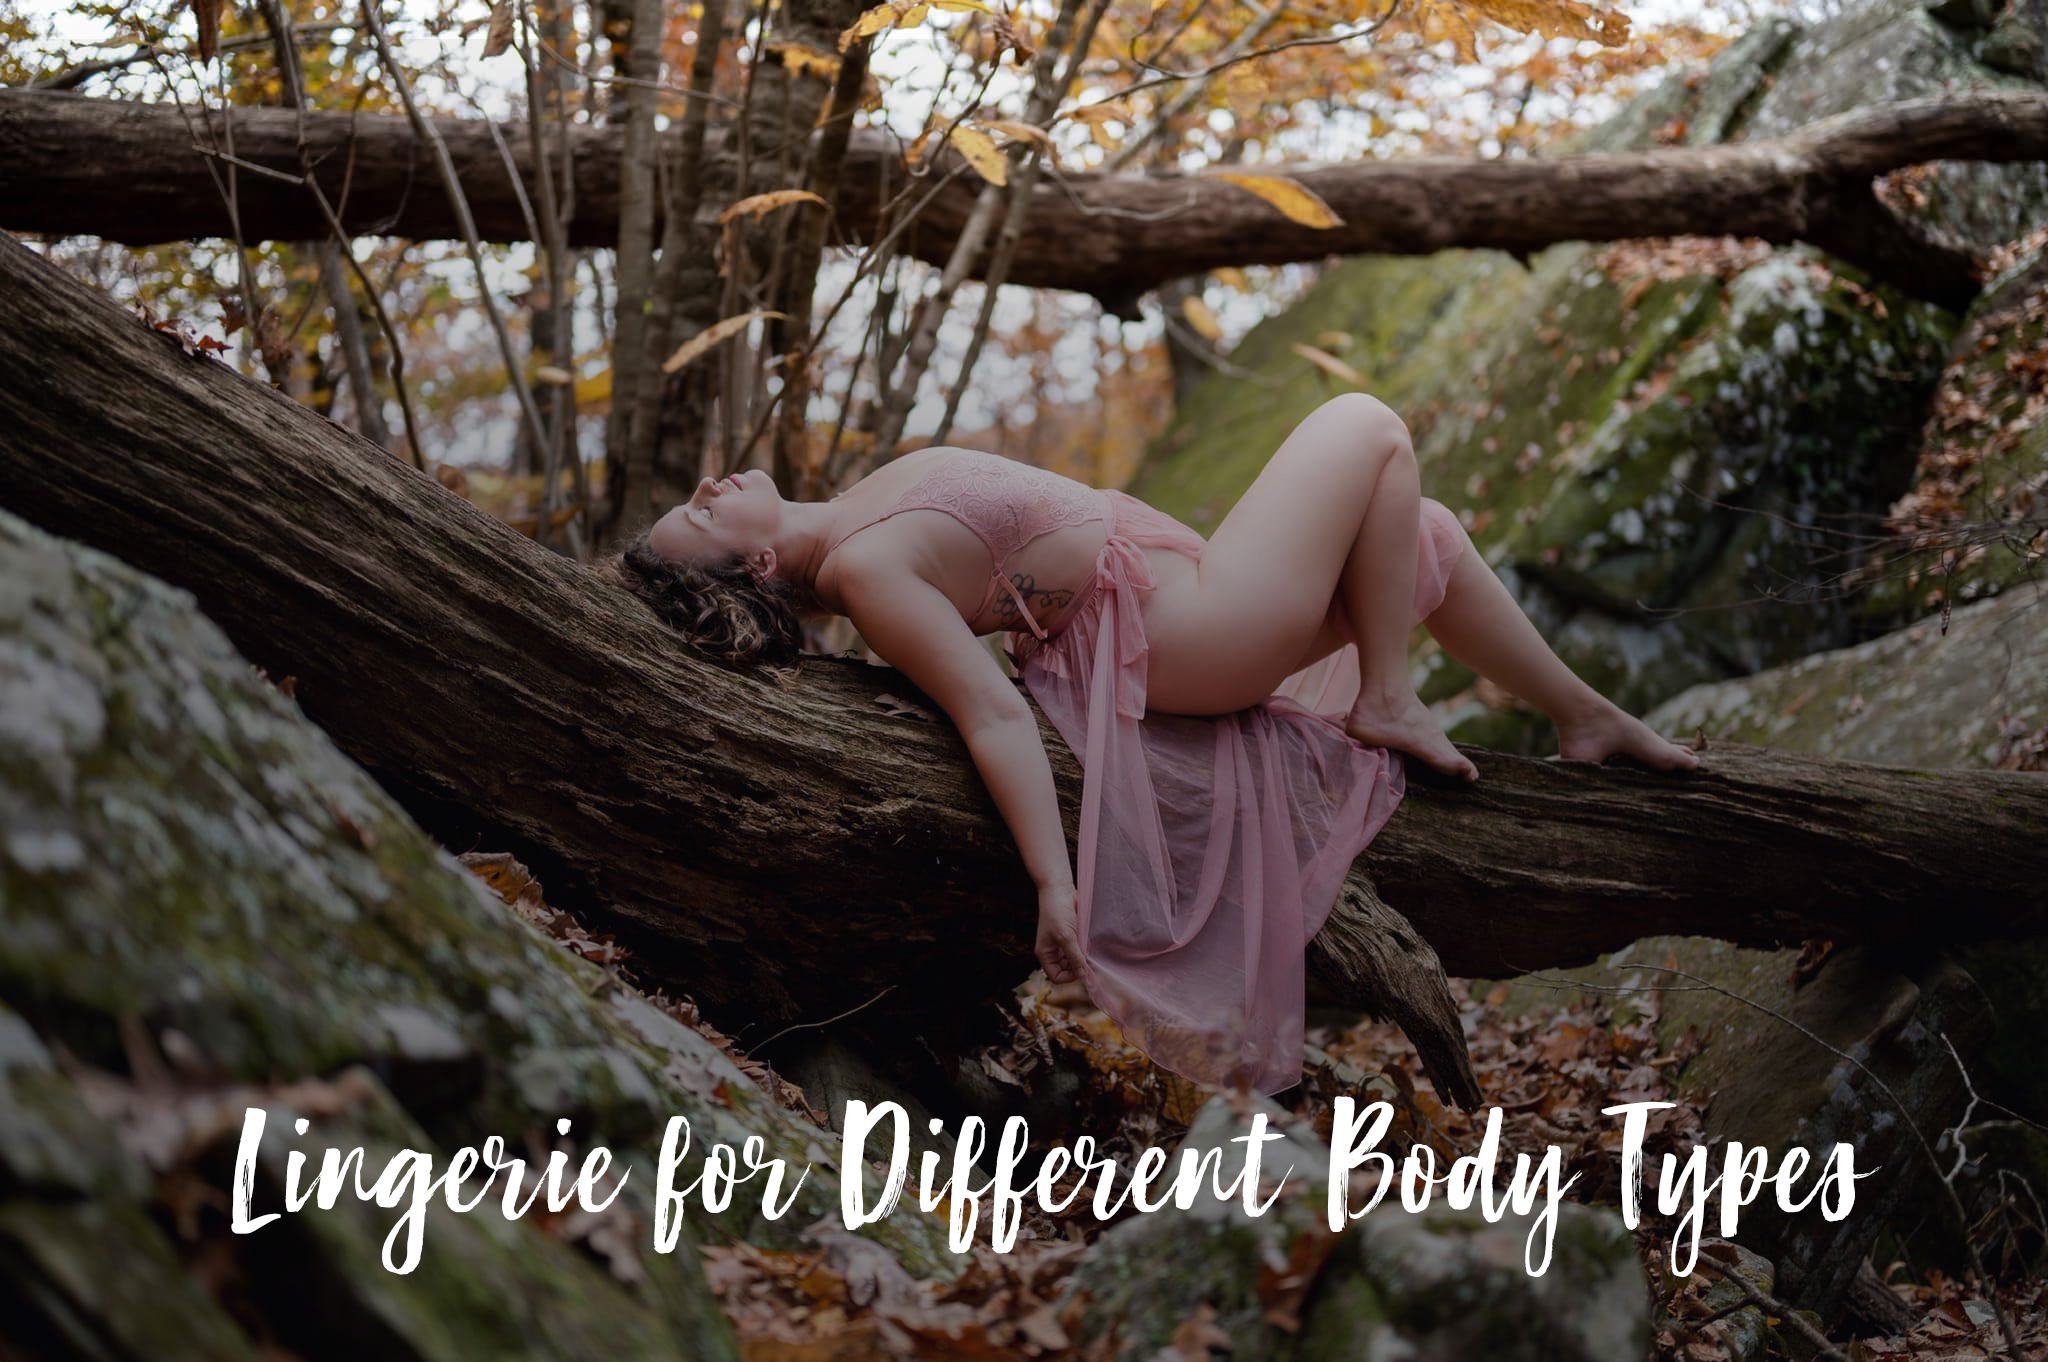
[813,447,1130,639]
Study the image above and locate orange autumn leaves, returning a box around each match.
[836,0,1631,231]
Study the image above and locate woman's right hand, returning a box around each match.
[1036,886,1084,985]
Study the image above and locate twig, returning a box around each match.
[516,0,583,558]
[261,0,391,451]
[264,1,424,468]
[930,0,1120,447]
[1691,1256,1851,1362]
[29,24,346,92]
[360,0,552,474]
[141,45,271,382]
[746,986,898,1053]
[1078,0,1409,113]
[867,0,1092,459]
[1102,0,1293,173]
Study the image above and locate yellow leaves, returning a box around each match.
[949,124,1008,185]
[1211,173,1344,229]
[719,189,827,225]
[1457,0,1632,47]
[1213,266,1251,292]
[839,0,991,52]
[976,119,1056,153]
[1060,100,1135,152]
[1181,295,1222,343]
[840,2,900,50]
[574,368,612,407]
[765,41,842,82]
[661,312,789,375]
[1291,342,1365,386]
[1422,0,1633,60]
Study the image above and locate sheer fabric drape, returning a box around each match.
[1013,492,1466,1094]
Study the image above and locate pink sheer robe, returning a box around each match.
[1010,490,1467,1095]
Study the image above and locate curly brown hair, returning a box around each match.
[612,530,805,670]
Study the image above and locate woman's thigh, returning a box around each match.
[1143,395,1405,714]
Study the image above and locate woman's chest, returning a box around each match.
[837,510,1111,637]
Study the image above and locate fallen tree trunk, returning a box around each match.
[5,89,2047,309]
[3,231,2046,1104]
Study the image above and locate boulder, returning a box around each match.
[1130,0,2048,752]
[0,505,969,1359]
[1853,247,2048,630]
[1057,1092,1651,1361]
[1477,587,2047,1321]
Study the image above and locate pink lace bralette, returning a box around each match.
[821,451,1105,638]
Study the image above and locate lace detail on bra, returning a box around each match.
[824,451,1106,637]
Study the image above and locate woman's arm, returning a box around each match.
[835,551,1084,983]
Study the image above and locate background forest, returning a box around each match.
[2,0,2047,1359]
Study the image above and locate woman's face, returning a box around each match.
[647,469,783,568]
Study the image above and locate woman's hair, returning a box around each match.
[610,530,804,671]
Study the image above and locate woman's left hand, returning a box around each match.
[1035,886,1084,985]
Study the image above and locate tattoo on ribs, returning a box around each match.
[993,573,1075,626]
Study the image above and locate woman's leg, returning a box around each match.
[1144,393,1476,778]
[1419,531,1700,769]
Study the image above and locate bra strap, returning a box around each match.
[997,573,1049,640]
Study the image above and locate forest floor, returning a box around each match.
[473,854,2048,1362]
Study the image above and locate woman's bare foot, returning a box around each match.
[1347,690,1479,781]
[1555,703,1700,771]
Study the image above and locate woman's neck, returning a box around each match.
[774,498,842,604]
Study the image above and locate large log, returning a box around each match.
[5,90,2048,309]
[2,229,2045,1098]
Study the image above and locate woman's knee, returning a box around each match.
[1305,393,1414,479]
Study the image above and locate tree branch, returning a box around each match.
[7,89,2042,307]
[2,231,2043,1082]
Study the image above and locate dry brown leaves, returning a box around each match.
[454,868,2048,1361]
[1858,229,2048,605]
[1593,236,1776,305]
[1847,1272,2048,1362]
[700,1229,1085,1362]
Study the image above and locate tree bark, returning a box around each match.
[6,89,2045,309]
[2,230,2045,1095]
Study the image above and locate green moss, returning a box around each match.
[0,1200,263,1362]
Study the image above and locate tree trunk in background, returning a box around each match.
[4,233,2046,1098]
[598,0,663,539]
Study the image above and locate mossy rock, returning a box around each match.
[1131,0,2047,751]
[1059,1093,1649,1362]
[0,505,980,1359]
[1855,247,2048,629]
[1645,585,2045,766]
[1485,588,2048,1314]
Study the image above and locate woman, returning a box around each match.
[619,393,1697,1094]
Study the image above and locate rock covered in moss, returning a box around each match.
[1483,588,2048,1319]
[1057,1091,1650,1361]
[1131,0,2046,751]
[1645,585,2046,766]
[0,506,965,1360]
[1854,246,2048,627]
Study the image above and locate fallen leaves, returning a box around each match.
[701,1230,1085,1361]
